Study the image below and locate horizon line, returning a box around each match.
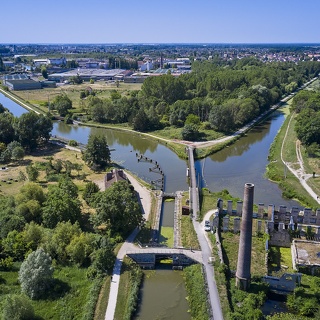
[1,42,320,46]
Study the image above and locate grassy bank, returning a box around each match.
[114,258,143,320]
[266,106,319,209]
[93,276,111,320]
[183,264,210,320]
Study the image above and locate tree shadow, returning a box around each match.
[158,233,169,246]
[45,278,71,300]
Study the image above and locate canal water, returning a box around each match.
[197,109,301,209]
[0,92,301,318]
[135,269,191,320]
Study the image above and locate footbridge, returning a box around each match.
[127,247,203,269]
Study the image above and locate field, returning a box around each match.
[14,82,142,112]
[0,143,105,199]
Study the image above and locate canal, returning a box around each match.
[0,91,301,319]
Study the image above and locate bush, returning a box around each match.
[0,256,14,271]
[2,294,35,320]
[68,140,78,147]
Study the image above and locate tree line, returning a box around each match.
[68,58,320,140]
[291,89,320,156]
[0,106,52,164]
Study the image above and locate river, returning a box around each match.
[0,91,301,319]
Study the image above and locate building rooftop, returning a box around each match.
[293,240,320,266]
[50,68,125,78]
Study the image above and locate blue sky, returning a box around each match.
[1,0,319,44]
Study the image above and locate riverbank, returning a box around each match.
[266,90,320,209]
[4,82,313,161]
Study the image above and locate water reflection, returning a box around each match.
[2,90,301,207]
[134,269,191,320]
[209,112,281,163]
[200,108,301,209]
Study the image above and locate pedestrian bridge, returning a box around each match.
[126,247,203,269]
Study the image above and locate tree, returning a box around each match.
[2,294,35,320]
[23,222,45,251]
[16,182,46,205]
[26,164,39,182]
[42,186,82,228]
[181,123,200,141]
[185,114,200,126]
[66,232,95,266]
[52,94,72,116]
[41,66,48,79]
[83,133,111,170]
[69,74,83,84]
[0,141,24,163]
[0,112,15,145]
[94,180,143,236]
[18,170,27,183]
[11,145,25,162]
[87,246,116,278]
[83,181,100,205]
[57,175,78,198]
[295,109,320,145]
[132,108,150,131]
[14,113,52,150]
[46,221,81,263]
[19,248,54,299]
[2,230,30,261]
[15,182,45,223]
[0,196,25,238]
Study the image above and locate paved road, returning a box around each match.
[188,147,223,320]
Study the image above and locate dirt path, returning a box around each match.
[280,113,320,204]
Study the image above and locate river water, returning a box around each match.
[0,92,301,319]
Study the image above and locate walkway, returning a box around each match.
[104,172,152,320]
[281,112,320,205]
[188,147,223,320]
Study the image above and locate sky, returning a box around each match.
[1,0,320,44]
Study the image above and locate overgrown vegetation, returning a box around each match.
[0,137,144,319]
[266,102,319,209]
[114,258,143,320]
[183,264,210,320]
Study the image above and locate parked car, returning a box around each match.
[204,221,211,231]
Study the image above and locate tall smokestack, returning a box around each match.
[236,183,254,290]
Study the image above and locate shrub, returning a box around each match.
[2,294,35,320]
[68,140,78,147]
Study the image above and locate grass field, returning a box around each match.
[14,82,142,111]
[0,265,92,319]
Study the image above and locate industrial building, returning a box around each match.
[48,68,125,82]
[3,74,42,90]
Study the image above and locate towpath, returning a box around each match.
[104,172,152,320]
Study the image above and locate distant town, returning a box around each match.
[1,43,320,90]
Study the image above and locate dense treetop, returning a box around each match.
[80,58,320,138]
